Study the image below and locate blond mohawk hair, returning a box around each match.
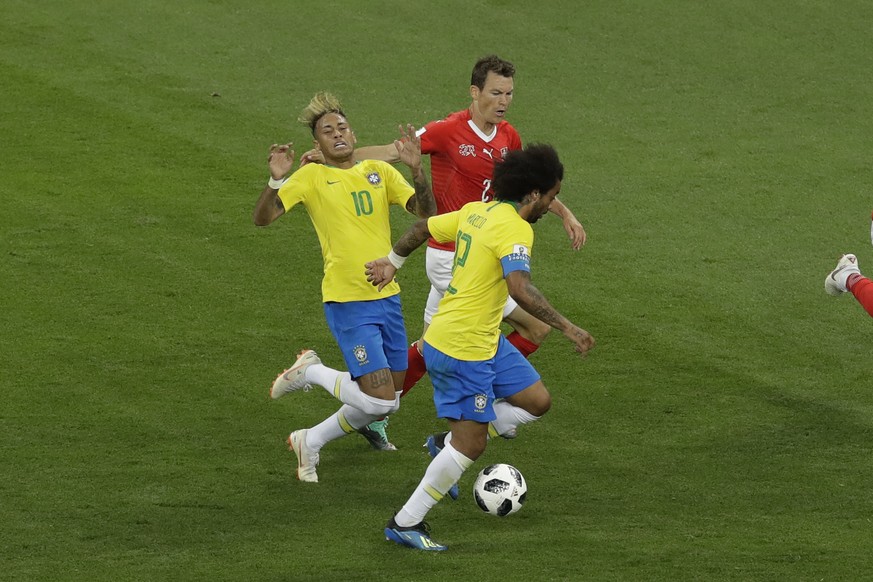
[298,91,345,135]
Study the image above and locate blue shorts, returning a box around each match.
[323,295,408,379]
[423,335,541,422]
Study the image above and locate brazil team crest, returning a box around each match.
[366,172,381,185]
[353,345,369,366]
[474,393,488,412]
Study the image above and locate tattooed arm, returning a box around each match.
[365,218,432,291]
[505,270,595,357]
[394,124,436,218]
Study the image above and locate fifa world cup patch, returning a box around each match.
[353,345,369,366]
[507,244,530,263]
[474,393,488,412]
[366,172,381,185]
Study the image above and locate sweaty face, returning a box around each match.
[314,113,356,163]
[528,180,561,224]
[472,72,514,129]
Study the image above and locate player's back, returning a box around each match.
[424,200,534,360]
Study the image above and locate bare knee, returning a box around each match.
[448,424,489,460]
[507,308,552,345]
[526,319,552,345]
[509,385,552,417]
[527,390,551,417]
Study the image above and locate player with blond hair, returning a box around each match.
[253,91,436,482]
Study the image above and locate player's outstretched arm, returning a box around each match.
[548,198,587,250]
[395,124,436,218]
[505,270,595,357]
[365,218,432,290]
[356,143,402,163]
[253,143,294,226]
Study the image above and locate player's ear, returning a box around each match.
[470,84,480,100]
[351,130,357,145]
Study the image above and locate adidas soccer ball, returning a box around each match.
[473,463,527,516]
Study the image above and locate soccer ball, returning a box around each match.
[473,463,527,516]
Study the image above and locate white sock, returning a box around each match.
[305,365,395,416]
[306,405,382,451]
[395,442,474,527]
[489,400,540,437]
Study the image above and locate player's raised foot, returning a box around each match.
[825,254,860,296]
[384,516,447,551]
[424,432,458,500]
[270,349,321,399]
[358,417,397,451]
[287,429,319,483]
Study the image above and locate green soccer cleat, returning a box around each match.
[358,417,397,451]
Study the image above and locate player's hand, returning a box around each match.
[564,325,595,357]
[562,213,587,250]
[394,124,422,175]
[268,143,295,179]
[365,257,398,292]
[299,148,324,167]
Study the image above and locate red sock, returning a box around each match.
[848,275,873,318]
[507,331,539,358]
[400,344,427,397]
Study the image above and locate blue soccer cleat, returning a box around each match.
[384,516,447,551]
[424,432,459,500]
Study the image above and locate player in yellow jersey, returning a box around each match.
[365,144,594,550]
[253,92,436,483]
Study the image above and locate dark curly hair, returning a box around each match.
[492,144,564,203]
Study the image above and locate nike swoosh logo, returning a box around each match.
[327,180,340,185]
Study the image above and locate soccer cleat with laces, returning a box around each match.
[287,429,319,483]
[825,254,860,296]
[358,417,397,451]
[270,349,321,399]
[384,516,447,551]
[424,432,458,500]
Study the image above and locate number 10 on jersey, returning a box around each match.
[350,191,373,216]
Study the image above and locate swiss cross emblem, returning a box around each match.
[458,144,476,157]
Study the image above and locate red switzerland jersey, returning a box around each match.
[418,109,522,251]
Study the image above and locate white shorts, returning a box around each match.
[423,246,518,324]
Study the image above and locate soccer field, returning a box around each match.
[3,1,873,580]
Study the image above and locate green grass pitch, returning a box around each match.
[3,1,873,580]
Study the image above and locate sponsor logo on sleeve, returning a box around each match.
[507,244,530,263]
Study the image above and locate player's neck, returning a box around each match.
[468,105,496,135]
[324,154,357,169]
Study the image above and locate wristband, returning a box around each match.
[268,177,286,189]
[387,250,407,269]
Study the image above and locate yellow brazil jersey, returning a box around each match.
[277,159,414,302]
[423,201,535,360]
